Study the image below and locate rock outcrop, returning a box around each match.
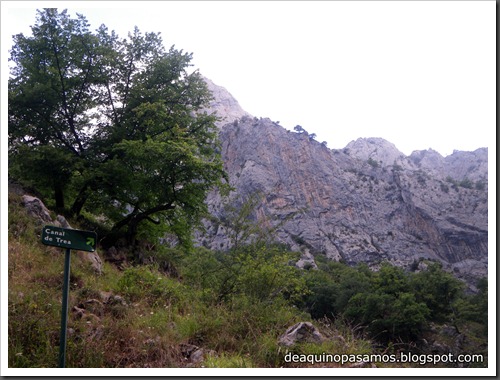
[202,76,252,128]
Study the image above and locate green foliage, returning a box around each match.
[204,353,255,368]
[453,277,488,334]
[367,157,379,168]
[181,194,308,304]
[299,261,372,320]
[458,177,474,189]
[343,283,430,342]
[294,125,305,133]
[475,180,486,191]
[182,244,306,304]
[296,258,486,345]
[8,190,488,367]
[374,263,409,296]
[440,182,449,193]
[8,289,60,367]
[117,266,185,308]
[9,9,227,247]
[410,262,465,322]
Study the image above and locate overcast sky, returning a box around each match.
[2,1,495,156]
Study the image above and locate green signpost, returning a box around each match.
[42,225,97,252]
[42,225,97,368]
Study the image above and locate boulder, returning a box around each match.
[278,322,325,347]
[76,250,103,275]
[55,214,71,228]
[22,195,53,224]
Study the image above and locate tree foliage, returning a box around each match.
[298,258,482,343]
[181,195,306,304]
[9,9,227,246]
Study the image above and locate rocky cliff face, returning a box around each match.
[195,81,488,290]
[202,76,252,127]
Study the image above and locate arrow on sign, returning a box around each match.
[86,237,95,247]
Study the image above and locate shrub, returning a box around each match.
[367,157,379,168]
[410,262,465,322]
[117,266,185,308]
[458,177,474,189]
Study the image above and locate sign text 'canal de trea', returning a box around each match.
[42,225,97,252]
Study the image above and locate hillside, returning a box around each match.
[7,189,489,369]
[197,80,488,291]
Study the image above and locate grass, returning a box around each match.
[7,191,375,368]
[7,191,488,369]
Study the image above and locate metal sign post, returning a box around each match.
[59,248,71,368]
[41,225,97,368]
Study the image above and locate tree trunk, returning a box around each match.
[71,182,90,216]
[111,203,176,246]
[54,183,65,211]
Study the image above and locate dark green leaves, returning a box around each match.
[9,9,226,246]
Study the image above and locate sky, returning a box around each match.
[2,0,496,157]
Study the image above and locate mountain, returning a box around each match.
[198,78,488,290]
[202,76,252,127]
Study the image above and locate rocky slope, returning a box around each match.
[197,80,488,290]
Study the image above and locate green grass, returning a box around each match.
[7,191,488,368]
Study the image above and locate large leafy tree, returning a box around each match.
[9,9,99,209]
[9,8,227,246]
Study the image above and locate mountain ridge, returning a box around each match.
[198,78,488,290]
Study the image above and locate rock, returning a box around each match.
[296,249,318,270]
[56,214,71,228]
[430,341,449,354]
[441,325,459,337]
[106,246,127,267]
[344,137,406,167]
[278,322,325,347]
[180,343,199,359]
[22,195,53,224]
[100,291,126,305]
[201,76,252,128]
[72,305,86,319]
[195,114,487,289]
[454,334,466,351]
[82,298,104,317]
[190,349,204,364]
[179,343,210,364]
[349,361,376,368]
[76,250,103,275]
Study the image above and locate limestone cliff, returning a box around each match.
[202,76,252,127]
[195,80,488,290]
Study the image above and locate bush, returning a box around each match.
[117,266,185,308]
[367,157,379,168]
[344,291,429,342]
[410,262,464,322]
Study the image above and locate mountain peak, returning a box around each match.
[201,76,252,128]
[344,137,405,166]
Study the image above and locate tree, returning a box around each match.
[9,9,99,209]
[294,125,306,134]
[410,262,464,322]
[9,9,227,246]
